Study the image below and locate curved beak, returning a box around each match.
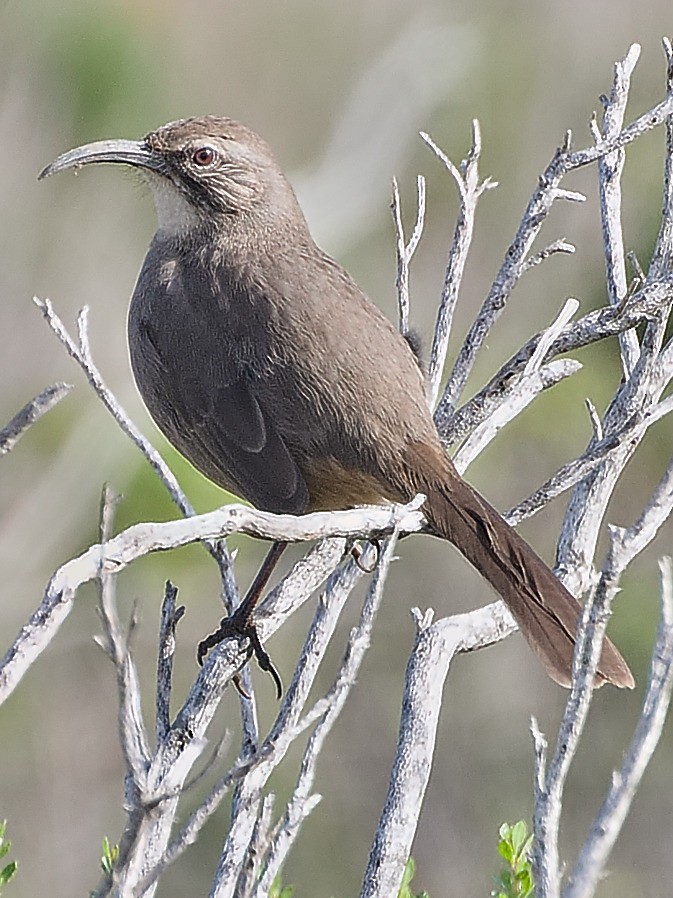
[38,138,166,180]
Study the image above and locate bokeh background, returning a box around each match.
[1,1,672,896]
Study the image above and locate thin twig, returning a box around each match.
[155,582,184,745]
[506,393,673,526]
[521,239,575,273]
[434,75,673,429]
[392,174,426,337]
[257,539,397,896]
[593,43,642,377]
[650,37,673,279]
[0,497,423,707]
[422,121,497,407]
[0,382,72,455]
[563,558,673,898]
[454,358,582,475]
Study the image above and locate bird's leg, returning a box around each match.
[197,540,288,697]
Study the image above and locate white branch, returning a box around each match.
[0,497,424,707]
[392,174,426,336]
[422,121,497,408]
[563,558,673,898]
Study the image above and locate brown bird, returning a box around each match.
[40,116,634,692]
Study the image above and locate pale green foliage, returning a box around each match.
[0,821,17,892]
[100,837,120,879]
[492,821,535,898]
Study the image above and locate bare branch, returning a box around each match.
[361,597,518,898]
[392,174,426,336]
[563,558,673,898]
[521,239,576,274]
[532,424,673,896]
[594,43,642,377]
[155,582,184,745]
[0,497,423,707]
[422,121,497,407]
[96,486,152,784]
[650,37,673,278]
[256,538,398,897]
[0,382,72,455]
[525,298,580,376]
[507,393,673,526]
[434,66,673,428]
[454,357,582,475]
[446,281,673,446]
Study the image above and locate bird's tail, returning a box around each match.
[402,443,634,689]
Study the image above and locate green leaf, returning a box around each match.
[397,857,428,898]
[0,861,17,886]
[510,821,528,854]
[400,857,415,891]
[493,821,535,898]
[0,821,17,892]
[100,836,119,878]
[498,839,514,863]
[0,821,9,862]
[269,873,294,898]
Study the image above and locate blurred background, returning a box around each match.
[1,1,671,896]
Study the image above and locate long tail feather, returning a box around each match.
[402,444,633,688]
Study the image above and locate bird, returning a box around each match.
[39,115,634,692]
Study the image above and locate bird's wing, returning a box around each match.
[180,371,309,514]
[129,283,309,515]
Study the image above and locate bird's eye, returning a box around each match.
[192,146,216,167]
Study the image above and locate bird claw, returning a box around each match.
[197,613,283,700]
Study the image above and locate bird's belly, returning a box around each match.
[300,455,405,512]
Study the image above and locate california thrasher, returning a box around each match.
[40,116,634,692]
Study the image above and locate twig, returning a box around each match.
[532,446,673,896]
[256,538,397,896]
[454,358,582,474]
[454,298,582,473]
[131,743,278,898]
[360,597,518,898]
[155,582,184,745]
[0,382,72,455]
[0,497,423,706]
[422,121,497,407]
[563,558,673,898]
[650,38,673,279]
[96,486,152,785]
[35,299,195,517]
[434,67,673,429]
[521,239,575,273]
[444,281,673,445]
[593,43,642,377]
[531,572,617,898]
[392,174,426,337]
[524,298,580,376]
[506,393,673,526]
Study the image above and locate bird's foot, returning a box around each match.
[197,611,283,700]
[350,538,381,573]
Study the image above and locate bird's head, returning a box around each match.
[39,116,306,241]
